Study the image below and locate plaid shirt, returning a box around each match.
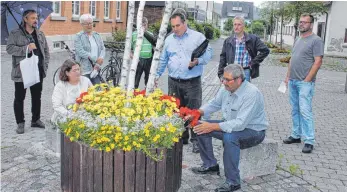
[234,35,251,68]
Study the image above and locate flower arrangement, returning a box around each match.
[58,84,186,160]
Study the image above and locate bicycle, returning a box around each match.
[53,41,105,86]
[101,42,124,86]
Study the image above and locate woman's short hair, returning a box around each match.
[80,14,93,24]
[59,59,80,81]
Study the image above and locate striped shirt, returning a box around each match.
[131,31,153,59]
[200,81,268,133]
[234,35,251,68]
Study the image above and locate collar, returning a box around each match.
[233,80,248,97]
[228,32,251,44]
[173,28,190,39]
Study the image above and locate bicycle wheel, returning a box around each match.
[101,65,121,87]
[53,67,61,86]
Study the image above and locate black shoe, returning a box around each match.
[215,183,241,192]
[31,119,45,128]
[191,164,220,175]
[192,141,200,153]
[16,123,25,134]
[302,144,313,153]
[283,136,301,144]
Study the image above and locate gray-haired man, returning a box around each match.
[189,64,268,192]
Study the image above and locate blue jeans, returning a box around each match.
[197,120,265,185]
[289,80,315,145]
[244,69,251,82]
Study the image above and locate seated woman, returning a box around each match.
[51,59,92,124]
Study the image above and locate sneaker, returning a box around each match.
[31,119,45,128]
[215,182,241,192]
[16,123,25,134]
[302,144,313,153]
[191,164,220,175]
[283,136,301,144]
[192,141,200,153]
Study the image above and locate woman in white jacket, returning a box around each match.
[51,59,92,124]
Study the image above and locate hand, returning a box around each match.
[193,121,215,135]
[96,58,103,65]
[188,58,199,68]
[303,78,311,82]
[28,43,37,51]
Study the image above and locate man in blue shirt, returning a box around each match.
[189,64,268,192]
[156,12,213,153]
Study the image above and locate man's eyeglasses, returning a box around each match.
[221,76,239,82]
[299,21,312,25]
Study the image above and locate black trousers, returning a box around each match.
[168,76,202,142]
[135,58,152,89]
[14,79,43,124]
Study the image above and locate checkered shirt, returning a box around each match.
[234,35,251,68]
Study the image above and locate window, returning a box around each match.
[90,1,97,18]
[232,7,242,11]
[344,29,347,43]
[104,1,110,19]
[72,1,80,17]
[53,41,63,50]
[116,2,121,20]
[52,1,61,16]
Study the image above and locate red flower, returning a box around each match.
[178,107,201,127]
[134,89,146,96]
[75,92,88,104]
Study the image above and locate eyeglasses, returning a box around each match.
[299,21,312,25]
[221,76,239,82]
[82,23,93,26]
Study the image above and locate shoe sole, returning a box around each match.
[192,170,220,176]
[283,140,301,144]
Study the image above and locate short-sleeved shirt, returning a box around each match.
[290,33,324,81]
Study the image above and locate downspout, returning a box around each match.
[126,1,129,27]
[323,11,328,44]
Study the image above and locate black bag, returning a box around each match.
[251,64,259,79]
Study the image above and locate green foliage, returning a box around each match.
[112,30,126,42]
[148,20,161,35]
[214,28,221,38]
[280,56,291,63]
[251,20,265,37]
[265,42,278,49]
[224,18,233,31]
[272,48,290,54]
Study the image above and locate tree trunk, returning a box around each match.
[126,1,146,95]
[280,9,284,49]
[146,1,173,94]
[120,1,135,89]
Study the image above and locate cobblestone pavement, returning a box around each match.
[1,38,347,192]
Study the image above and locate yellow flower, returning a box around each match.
[160,127,165,132]
[172,137,179,142]
[125,136,129,141]
[105,147,111,152]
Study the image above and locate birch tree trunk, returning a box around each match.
[126,1,146,95]
[119,1,135,89]
[146,1,173,94]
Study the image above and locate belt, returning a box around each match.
[170,76,201,83]
[243,66,251,70]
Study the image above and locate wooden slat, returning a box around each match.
[173,142,179,192]
[72,142,81,192]
[63,136,73,192]
[103,150,114,192]
[60,133,65,190]
[155,148,167,192]
[124,151,136,192]
[174,141,183,191]
[135,151,146,192]
[145,149,156,192]
[80,144,89,192]
[114,150,124,192]
[94,149,103,192]
[86,146,94,192]
[178,140,183,189]
[165,147,174,192]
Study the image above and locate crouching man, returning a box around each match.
[189,64,269,192]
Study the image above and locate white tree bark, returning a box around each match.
[146,1,173,94]
[126,1,146,95]
[119,1,135,89]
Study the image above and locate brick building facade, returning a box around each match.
[41,1,128,52]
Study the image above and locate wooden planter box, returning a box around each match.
[61,134,183,192]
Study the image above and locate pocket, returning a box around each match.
[12,64,22,78]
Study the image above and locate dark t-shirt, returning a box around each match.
[290,34,324,81]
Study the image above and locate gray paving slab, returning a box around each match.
[1,38,347,191]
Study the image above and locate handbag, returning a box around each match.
[20,46,40,88]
